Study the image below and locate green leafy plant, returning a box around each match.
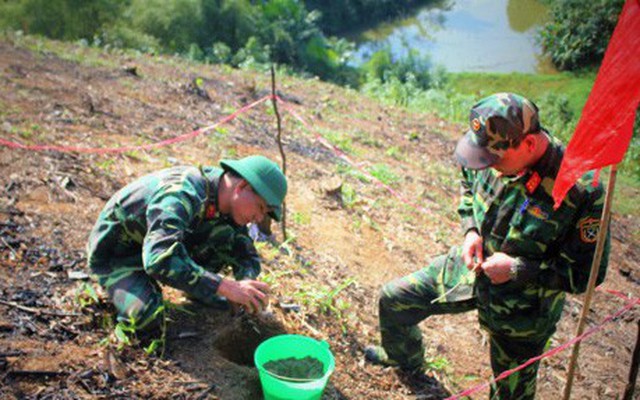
[294,278,354,318]
[340,183,359,209]
[425,355,449,371]
[75,282,100,308]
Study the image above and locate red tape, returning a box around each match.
[0,95,272,154]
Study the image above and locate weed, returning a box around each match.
[95,158,115,172]
[354,130,383,148]
[340,183,359,209]
[292,211,311,225]
[368,163,400,186]
[293,278,355,332]
[113,319,136,350]
[255,241,281,262]
[124,149,144,161]
[385,146,403,160]
[75,282,99,309]
[321,128,356,155]
[221,147,238,158]
[425,355,449,371]
[406,132,420,141]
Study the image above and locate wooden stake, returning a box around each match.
[270,65,287,241]
[562,165,617,400]
[623,318,640,400]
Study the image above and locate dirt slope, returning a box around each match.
[0,36,638,399]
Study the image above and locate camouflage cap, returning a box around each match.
[455,92,542,170]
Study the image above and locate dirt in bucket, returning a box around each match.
[264,356,324,381]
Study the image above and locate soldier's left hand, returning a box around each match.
[480,252,515,285]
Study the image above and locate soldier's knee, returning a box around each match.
[379,282,400,312]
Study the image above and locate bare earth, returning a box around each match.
[0,37,638,399]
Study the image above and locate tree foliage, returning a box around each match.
[539,0,624,71]
[0,0,123,40]
[0,0,448,87]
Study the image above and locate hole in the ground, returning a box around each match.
[213,312,287,366]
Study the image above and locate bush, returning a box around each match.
[539,0,624,71]
[0,0,123,41]
[98,24,160,53]
[535,93,575,142]
[362,48,444,91]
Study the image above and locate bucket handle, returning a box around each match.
[262,368,321,383]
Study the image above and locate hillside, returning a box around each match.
[0,35,638,399]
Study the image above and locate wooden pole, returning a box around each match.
[562,165,617,400]
[623,318,640,400]
[270,65,287,241]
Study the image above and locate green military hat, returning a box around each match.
[220,155,288,221]
[455,92,542,169]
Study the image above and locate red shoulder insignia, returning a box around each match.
[525,171,541,194]
[205,204,217,220]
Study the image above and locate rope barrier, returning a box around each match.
[0,95,272,154]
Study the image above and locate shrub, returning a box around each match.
[539,0,624,71]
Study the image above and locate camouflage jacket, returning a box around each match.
[87,166,261,299]
[458,135,610,339]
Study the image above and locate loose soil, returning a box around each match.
[0,37,638,399]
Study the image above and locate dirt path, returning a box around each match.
[0,37,638,399]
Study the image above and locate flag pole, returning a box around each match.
[562,164,618,400]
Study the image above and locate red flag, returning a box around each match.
[552,0,640,208]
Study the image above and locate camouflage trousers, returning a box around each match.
[89,255,165,333]
[379,246,549,400]
[89,254,229,335]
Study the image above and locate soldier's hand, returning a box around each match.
[462,229,483,273]
[217,279,270,314]
[480,252,514,285]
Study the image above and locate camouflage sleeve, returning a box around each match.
[231,227,261,281]
[512,189,610,294]
[143,177,222,299]
[457,167,478,235]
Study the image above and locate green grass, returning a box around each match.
[446,71,596,116]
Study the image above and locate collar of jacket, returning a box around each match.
[199,166,224,220]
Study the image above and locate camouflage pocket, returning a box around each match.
[477,281,544,338]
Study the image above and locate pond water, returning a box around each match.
[347,0,555,73]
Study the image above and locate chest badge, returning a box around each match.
[527,204,549,220]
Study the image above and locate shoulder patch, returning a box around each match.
[578,217,600,243]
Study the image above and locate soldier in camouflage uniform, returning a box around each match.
[87,155,287,335]
[365,93,610,399]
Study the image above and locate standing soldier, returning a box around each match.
[87,155,287,338]
[365,93,610,399]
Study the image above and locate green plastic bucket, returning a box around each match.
[254,334,335,400]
